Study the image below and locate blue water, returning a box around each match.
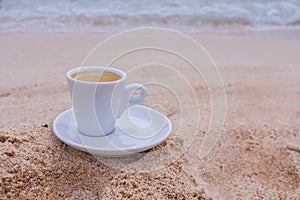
[1,0,300,33]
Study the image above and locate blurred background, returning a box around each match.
[0,0,300,33]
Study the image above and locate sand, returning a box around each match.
[1,30,300,199]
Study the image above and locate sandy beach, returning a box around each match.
[1,30,300,199]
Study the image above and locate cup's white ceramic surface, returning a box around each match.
[66,66,146,137]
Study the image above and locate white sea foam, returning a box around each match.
[1,0,300,33]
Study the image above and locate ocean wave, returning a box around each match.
[1,0,300,33]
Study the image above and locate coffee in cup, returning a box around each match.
[71,70,121,82]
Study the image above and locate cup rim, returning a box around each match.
[66,66,126,85]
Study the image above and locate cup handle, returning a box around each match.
[126,83,147,106]
[117,83,146,118]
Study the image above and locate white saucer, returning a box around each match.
[53,105,172,157]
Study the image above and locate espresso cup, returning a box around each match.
[66,66,146,137]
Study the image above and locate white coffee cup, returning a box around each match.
[66,66,146,137]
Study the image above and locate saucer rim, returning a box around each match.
[53,105,173,154]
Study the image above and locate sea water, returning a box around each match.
[0,0,300,33]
